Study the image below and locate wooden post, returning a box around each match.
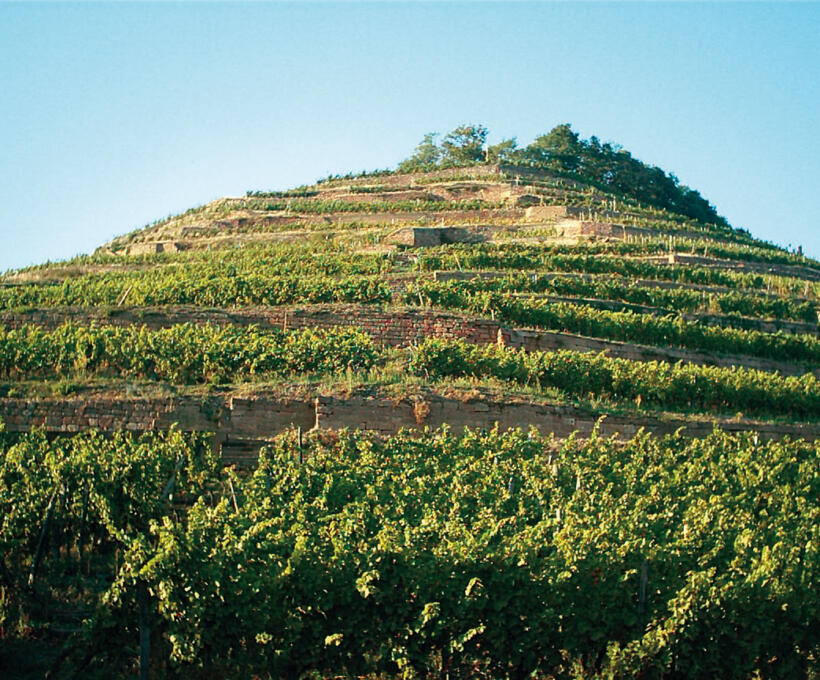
[227,477,240,513]
[116,285,133,307]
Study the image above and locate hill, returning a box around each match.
[1,125,818,679]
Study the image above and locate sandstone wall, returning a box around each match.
[505,327,816,377]
[386,226,491,247]
[2,304,815,376]
[2,391,815,448]
[0,305,497,345]
[0,394,314,437]
[433,270,811,301]
[510,292,818,337]
[645,254,820,282]
[554,219,711,244]
[387,227,443,247]
[315,394,819,442]
[125,241,183,256]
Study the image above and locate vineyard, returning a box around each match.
[1,130,819,678]
[0,323,377,384]
[1,428,817,678]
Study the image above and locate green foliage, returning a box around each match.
[408,281,820,364]
[437,272,819,324]
[4,427,814,678]
[137,428,820,678]
[510,124,726,226]
[245,187,319,198]
[440,124,489,165]
[83,239,398,272]
[242,197,498,214]
[396,122,727,225]
[416,243,814,294]
[0,323,379,384]
[411,337,820,418]
[3,120,820,680]
[486,137,517,164]
[0,427,219,670]
[314,167,395,184]
[397,132,441,172]
[0,271,391,310]
[0,428,216,558]
[519,123,583,173]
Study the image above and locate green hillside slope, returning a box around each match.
[1,126,818,679]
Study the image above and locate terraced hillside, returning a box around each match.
[2,127,819,678]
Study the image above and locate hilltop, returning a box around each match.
[3,122,819,464]
[1,125,819,679]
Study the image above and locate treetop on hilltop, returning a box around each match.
[399,123,726,226]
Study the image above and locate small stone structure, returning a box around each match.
[124,241,183,256]
[385,226,486,248]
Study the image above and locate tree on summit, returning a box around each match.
[487,138,517,163]
[520,123,582,172]
[440,124,488,165]
[396,122,725,225]
[397,132,441,172]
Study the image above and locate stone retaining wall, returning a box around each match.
[505,327,817,377]
[434,270,813,301]
[125,241,184,256]
[302,208,522,227]
[0,304,500,347]
[554,219,716,244]
[0,394,314,437]
[315,394,819,442]
[645,254,820,281]
[524,205,641,223]
[1,391,816,446]
[2,304,815,376]
[507,293,818,337]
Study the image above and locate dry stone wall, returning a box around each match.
[510,292,818,337]
[299,208,522,227]
[554,219,714,244]
[524,205,640,223]
[125,241,184,256]
[2,391,816,446]
[434,270,812,301]
[315,393,820,442]
[506,327,817,377]
[0,394,314,438]
[648,254,820,281]
[0,305,500,347]
[2,304,815,376]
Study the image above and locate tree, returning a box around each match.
[487,138,517,164]
[398,132,441,172]
[440,124,488,165]
[524,123,582,172]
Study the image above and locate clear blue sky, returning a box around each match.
[2,2,819,271]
